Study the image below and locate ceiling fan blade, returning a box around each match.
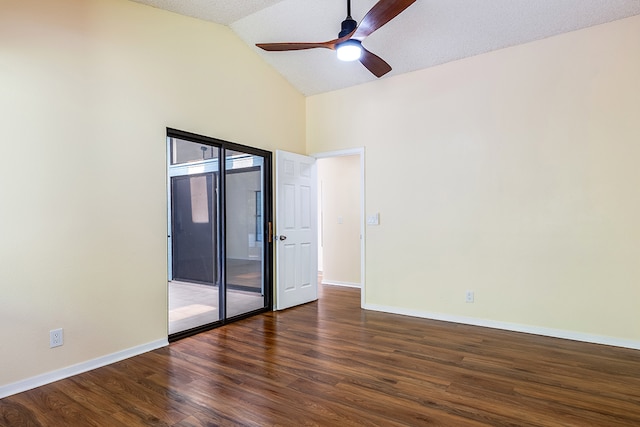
[257,30,356,52]
[353,0,416,40]
[256,41,333,51]
[359,47,392,78]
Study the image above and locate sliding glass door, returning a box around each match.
[225,149,267,317]
[167,130,272,340]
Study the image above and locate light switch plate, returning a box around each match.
[366,213,380,226]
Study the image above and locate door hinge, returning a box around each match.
[268,221,273,243]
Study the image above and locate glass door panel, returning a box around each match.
[168,138,221,335]
[225,149,266,318]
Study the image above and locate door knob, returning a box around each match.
[279,235,287,241]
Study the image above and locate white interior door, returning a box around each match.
[275,150,318,310]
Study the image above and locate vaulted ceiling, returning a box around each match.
[131,0,640,96]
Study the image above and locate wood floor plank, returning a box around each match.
[2,284,640,426]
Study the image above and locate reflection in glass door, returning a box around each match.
[167,130,272,339]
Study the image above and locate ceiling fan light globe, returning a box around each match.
[336,40,362,62]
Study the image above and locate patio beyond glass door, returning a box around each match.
[167,132,272,339]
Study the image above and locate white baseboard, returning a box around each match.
[0,338,168,399]
[322,280,361,288]
[363,303,640,351]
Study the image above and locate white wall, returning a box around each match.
[0,0,305,392]
[318,156,361,286]
[307,16,640,347]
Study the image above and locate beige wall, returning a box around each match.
[307,16,640,344]
[318,156,361,286]
[0,0,305,389]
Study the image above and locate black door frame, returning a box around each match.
[167,128,273,341]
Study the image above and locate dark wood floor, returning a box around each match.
[2,285,640,426]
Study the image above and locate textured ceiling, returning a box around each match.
[131,0,640,96]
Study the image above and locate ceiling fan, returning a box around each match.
[256,0,416,78]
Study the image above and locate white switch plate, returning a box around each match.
[366,213,380,226]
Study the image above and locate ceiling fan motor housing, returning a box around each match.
[339,18,358,38]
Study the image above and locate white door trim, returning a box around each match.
[311,147,365,309]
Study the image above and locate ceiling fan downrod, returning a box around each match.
[339,0,357,37]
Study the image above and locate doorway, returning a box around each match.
[315,149,365,304]
[167,129,272,340]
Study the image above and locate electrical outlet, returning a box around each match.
[50,328,63,348]
[465,291,475,303]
